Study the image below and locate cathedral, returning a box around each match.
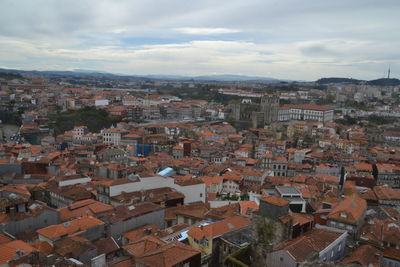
[233,95,280,128]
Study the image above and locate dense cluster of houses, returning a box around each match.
[0,77,399,266]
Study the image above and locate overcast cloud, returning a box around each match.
[0,0,399,80]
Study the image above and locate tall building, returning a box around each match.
[233,95,279,128]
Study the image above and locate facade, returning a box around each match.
[187,216,251,265]
[102,128,129,146]
[279,104,334,122]
[376,163,400,188]
[0,200,60,236]
[233,95,279,128]
[106,203,165,241]
[261,155,288,176]
[258,195,290,220]
[327,194,367,235]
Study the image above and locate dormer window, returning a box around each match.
[340,212,347,218]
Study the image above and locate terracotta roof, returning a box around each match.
[59,199,114,221]
[122,224,159,242]
[354,162,372,172]
[239,201,259,217]
[360,218,400,247]
[0,240,37,265]
[383,247,400,261]
[289,212,314,226]
[31,240,53,254]
[135,241,200,267]
[313,174,339,184]
[200,175,223,187]
[123,235,166,257]
[261,195,290,207]
[106,202,162,224]
[175,178,204,186]
[273,228,343,262]
[0,234,12,244]
[282,104,332,111]
[94,237,120,255]
[108,257,134,267]
[373,185,400,200]
[54,236,96,257]
[342,245,380,266]
[37,216,104,240]
[165,203,209,221]
[206,203,240,220]
[188,215,250,240]
[328,194,367,225]
[0,185,31,197]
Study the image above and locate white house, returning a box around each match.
[97,176,205,204]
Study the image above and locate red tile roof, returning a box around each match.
[383,247,400,261]
[59,199,114,221]
[342,245,380,266]
[328,194,367,225]
[37,216,104,240]
[239,201,259,217]
[273,228,344,262]
[373,185,400,200]
[135,241,200,267]
[122,224,159,242]
[0,240,37,265]
[261,195,290,207]
[188,215,250,240]
[123,235,166,257]
[0,234,12,245]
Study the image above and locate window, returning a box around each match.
[200,193,203,197]
[338,244,342,252]
[331,250,334,258]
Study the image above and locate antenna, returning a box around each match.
[388,65,391,79]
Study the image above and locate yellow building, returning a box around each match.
[187,216,251,263]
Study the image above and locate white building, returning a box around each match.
[279,104,334,122]
[95,99,109,106]
[72,126,88,138]
[97,176,205,204]
[58,175,92,187]
[102,128,129,146]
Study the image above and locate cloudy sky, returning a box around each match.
[0,0,399,80]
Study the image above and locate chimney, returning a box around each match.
[9,206,16,219]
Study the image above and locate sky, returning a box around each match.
[0,0,399,80]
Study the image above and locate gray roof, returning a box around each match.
[276,186,300,195]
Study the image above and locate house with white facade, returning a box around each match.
[97,176,205,205]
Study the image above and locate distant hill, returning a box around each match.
[316,78,362,84]
[140,74,286,82]
[0,72,24,80]
[367,78,400,86]
[0,68,291,83]
[192,74,280,82]
[316,77,400,86]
